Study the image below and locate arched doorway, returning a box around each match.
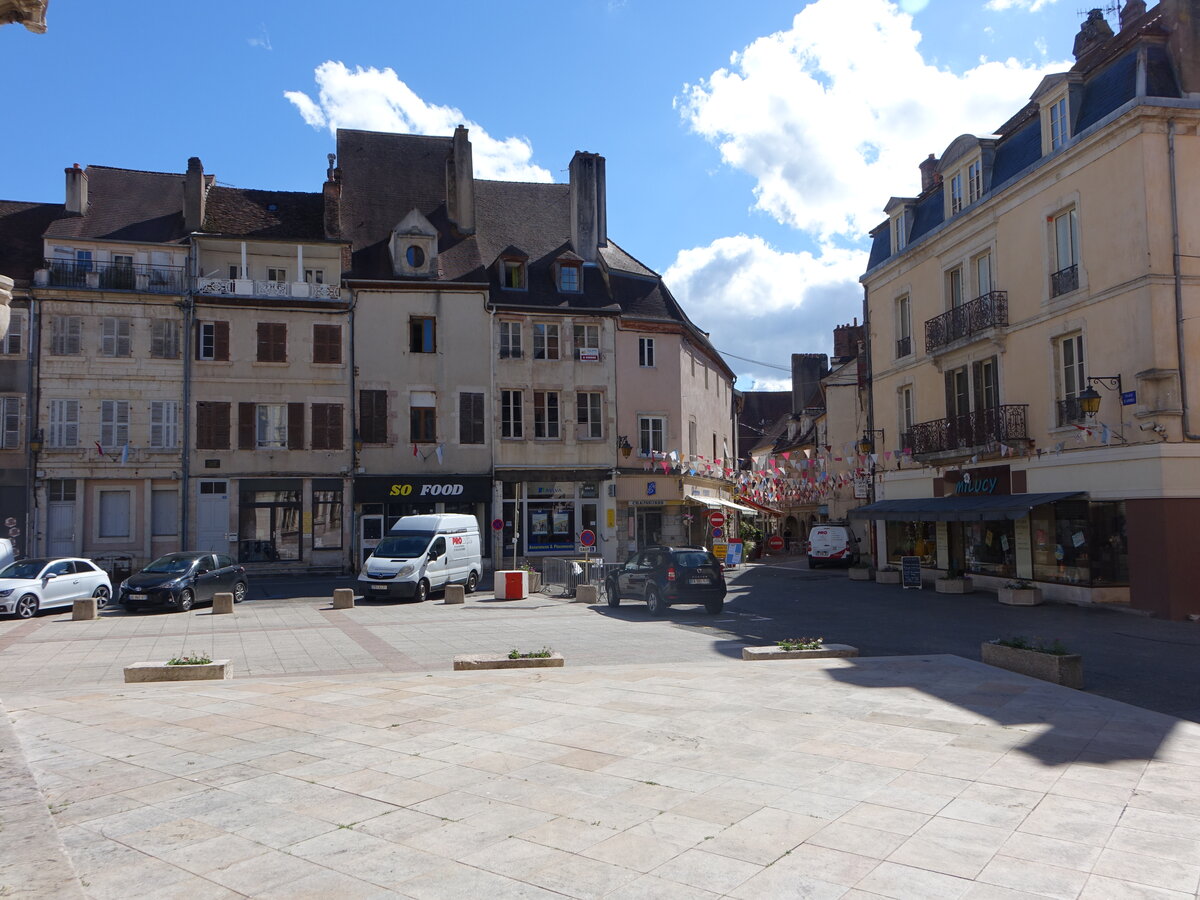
[783,515,799,552]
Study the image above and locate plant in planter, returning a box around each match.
[982,635,1082,688]
[167,652,213,666]
[508,646,554,659]
[776,637,822,651]
[998,579,1044,606]
[935,566,973,594]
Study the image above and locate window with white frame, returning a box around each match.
[573,323,599,360]
[892,213,907,253]
[499,321,522,358]
[533,391,560,439]
[946,266,964,308]
[1,312,23,356]
[638,337,655,367]
[896,295,912,358]
[1058,332,1086,402]
[899,385,914,439]
[0,397,19,449]
[950,172,964,214]
[100,400,130,448]
[48,399,79,447]
[576,392,602,439]
[533,322,559,360]
[501,389,523,438]
[974,251,993,298]
[558,262,581,292]
[150,319,180,359]
[100,317,132,357]
[266,267,287,283]
[256,404,288,448]
[638,415,665,455]
[150,400,179,448]
[98,490,131,539]
[1051,207,1079,296]
[1049,96,1069,151]
[688,418,698,457]
[304,268,324,284]
[968,160,983,203]
[50,316,82,356]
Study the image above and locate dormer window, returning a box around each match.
[406,245,425,268]
[967,159,983,203]
[558,262,581,292]
[950,173,964,214]
[390,208,438,277]
[891,214,907,253]
[1049,96,1069,150]
[501,258,526,290]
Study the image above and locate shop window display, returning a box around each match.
[886,521,937,566]
[961,519,1016,578]
[1031,499,1127,586]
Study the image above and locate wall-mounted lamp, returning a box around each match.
[29,429,43,455]
[353,431,364,455]
[857,428,885,455]
[1078,374,1122,419]
[616,435,633,459]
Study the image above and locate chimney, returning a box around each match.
[323,153,342,240]
[1073,8,1114,59]
[64,164,88,216]
[919,154,940,192]
[184,157,206,233]
[569,151,608,263]
[446,125,476,235]
[791,353,829,412]
[1120,0,1146,30]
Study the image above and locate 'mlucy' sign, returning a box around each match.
[955,472,999,495]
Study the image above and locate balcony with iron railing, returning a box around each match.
[895,335,912,358]
[1050,264,1078,298]
[195,276,341,301]
[1056,397,1087,427]
[37,259,187,294]
[924,290,1008,353]
[901,404,1028,458]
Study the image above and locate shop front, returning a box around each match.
[493,469,611,564]
[353,475,492,564]
[234,477,349,571]
[615,475,748,561]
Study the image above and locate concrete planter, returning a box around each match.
[875,569,901,584]
[742,644,859,661]
[936,577,973,594]
[848,567,873,581]
[981,642,1082,688]
[453,653,564,671]
[124,660,231,683]
[998,586,1044,606]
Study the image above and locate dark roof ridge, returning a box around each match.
[85,164,185,178]
[210,185,321,198]
[605,239,659,278]
[476,176,563,188]
[335,128,450,143]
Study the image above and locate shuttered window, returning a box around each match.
[51,316,83,356]
[48,399,79,447]
[196,401,230,450]
[150,400,178,448]
[256,322,287,362]
[100,318,132,357]
[1,313,23,355]
[150,319,180,359]
[0,397,19,448]
[459,392,484,445]
[311,403,344,450]
[100,400,129,448]
[359,390,388,444]
[287,403,304,450]
[197,321,229,360]
[313,324,341,364]
[98,490,131,538]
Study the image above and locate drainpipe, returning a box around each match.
[1168,119,1200,440]
[26,291,40,557]
[347,284,358,571]
[862,284,879,565]
[488,295,497,565]
[180,247,195,548]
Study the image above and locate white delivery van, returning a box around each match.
[807,523,860,568]
[358,514,481,602]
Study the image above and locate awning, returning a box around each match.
[850,492,1084,522]
[736,496,784,517]
[685,495,758,515]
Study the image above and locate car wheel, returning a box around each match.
[646,587,666,617]
[705,596,725,615]
[232,582,247,603]
[807,556,818,568]
[606,578,620,607]
[92,585,111,609]
[414,579,429,603]
[15,593,38,619]
[178,589,195,612]
[465,571,479,594]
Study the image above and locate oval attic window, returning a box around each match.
[406,245,425,268]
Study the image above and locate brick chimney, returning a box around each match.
[323,153,342,240]
[1120,0,1146,30]
[64,164,87,216]
[919,154,940,192]
[1073,8,1114,59]
[833,319,865,362]
[569,151,607,263]
[446,125,475,235]
[184,157,206,233]
[791,353,829,412]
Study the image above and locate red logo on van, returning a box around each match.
[451,536,463,545]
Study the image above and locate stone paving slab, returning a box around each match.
[5,655,1200,898]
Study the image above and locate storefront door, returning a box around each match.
[636,507,663,549]
[360,513,384,564]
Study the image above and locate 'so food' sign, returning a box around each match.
[389,482,467,497]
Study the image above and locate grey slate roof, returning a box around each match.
[44,166,188,244]
[202,187,327,241]
[0,200,64,283]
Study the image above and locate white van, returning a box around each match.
[358,514,481,602]
[807,523,860,568]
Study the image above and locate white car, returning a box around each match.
[0,557,113,618]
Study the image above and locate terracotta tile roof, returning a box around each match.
[202,187,327,240]
[44,166,188,244]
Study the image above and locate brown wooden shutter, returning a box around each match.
[196,402,212,449]
[311,404,327,450]
[318,403,343,450]
[214,402,230,449]
[359,390,387,443]
[288,403,304,450]
[215,321,230,361]
[256,323,269,362]
[313,324,341,364]
[238,402,255,449]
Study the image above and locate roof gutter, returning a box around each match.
[1168,118,1200,439]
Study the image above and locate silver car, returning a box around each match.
[0,558,113,618]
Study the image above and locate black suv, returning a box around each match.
[120,552,248,613]
[606,546,726,615]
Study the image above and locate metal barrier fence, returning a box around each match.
[538,557,619,598]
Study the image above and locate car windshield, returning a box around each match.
[674,551,717,568]
[373,533,434,559]
[142,555,198,575]
[0,559,49,579]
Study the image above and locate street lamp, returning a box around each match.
[1079,375,1122,419]
[29,429,43,455]
[616,435,632,459]
[857,428,885,455]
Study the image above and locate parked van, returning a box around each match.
[358,514,481,602]
[807,523,860,568]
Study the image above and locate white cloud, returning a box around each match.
[678,0,1070,241]
[664,235,863,389]
[285,62,553,182]
[984,0,1060,11]
[247,24,272,51]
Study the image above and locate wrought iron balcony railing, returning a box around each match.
[40,259,186,293]
[924,290,1008,353]
[194,277,341,300]
[904,404,1028,456]
[895,335,912,358]
[1057,397,1087,427]
[1050,264,1078,298]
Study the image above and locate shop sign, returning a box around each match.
[955,472,1000,495]
[355,475,492,503]
[949,465,1011,497]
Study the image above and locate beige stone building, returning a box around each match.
[858,0,1200,618]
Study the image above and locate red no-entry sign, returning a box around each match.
[709,511,725,529]
[767,535,785,552]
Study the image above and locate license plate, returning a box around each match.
[129,593,147,601]
[370,584,388,592]
[689,577,709,585]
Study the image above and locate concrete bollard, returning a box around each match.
[72,598,97,621]
[574,584,598,604]
[333,588,355,609]
[212,592,234,615]
[444,585,465,605]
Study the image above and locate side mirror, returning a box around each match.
[43,572,58,580]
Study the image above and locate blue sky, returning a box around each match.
[2,0,1089,386]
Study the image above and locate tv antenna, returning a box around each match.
[1076,3,1121,20]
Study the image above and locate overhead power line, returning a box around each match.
[714,348,792,373]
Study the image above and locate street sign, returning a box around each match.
[711,526,723,539]
[709,511,725,529]
[767,535,785,552]
[712,542,728,561]
[1121,390,1137,406]
[579,529,596,548]
[491,518,504,531]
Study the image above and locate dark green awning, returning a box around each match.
[850,492,1084,522]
